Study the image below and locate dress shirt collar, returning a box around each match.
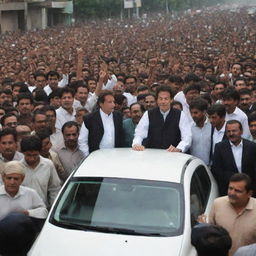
[100,108,113,118]
[217,121,226,132]
[226,196,254,212]
[233,107,239,115]
[160,109,170,120]
[61,145,80,153]
[229,139,243,148]
[59,106,76,116]
[21,155,44,170]
[193,117,209,128]
[0,185,24,198]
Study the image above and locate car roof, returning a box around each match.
[74,148,195,183]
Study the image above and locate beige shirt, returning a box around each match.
[49,150,68,182]
[57,146,84,176]
[21,156,61,207]
[209,196,256,255]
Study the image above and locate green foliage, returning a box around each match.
[74,0,227,18]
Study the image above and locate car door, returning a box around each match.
[190,165,211,227]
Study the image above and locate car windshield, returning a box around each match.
[50,177,184,237]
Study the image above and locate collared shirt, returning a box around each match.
[191,118,211,165]
[78,109,116,157]
[209,196,256,255]
[230,140,243,173]
[28,85,36,93]
[99,109,115,149]
[21,156,61,207]
[160,109,170,121]
[57,146,84,176]
[0,151,23,163]
[44,84,52,96]
[132,109,192,152]
[226,107,251,139]
[48,150,67,182]
[50,129,65,152]
[55,106,76,130]
[0,185,48,221]
[73,93,98,113]
[212,122,226,153]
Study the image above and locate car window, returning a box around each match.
[50,177,184,237]
[190,165,211,226]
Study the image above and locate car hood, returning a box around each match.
[29,224,184,256]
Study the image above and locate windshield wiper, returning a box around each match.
[56,221,164,236]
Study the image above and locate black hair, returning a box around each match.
[59,87,75,98]
[156,85,174,99]
[229,173,252,192]
[32,110,46,123]
[20,135,42,152]
[36,128,52,141]
[184,73,201,84]
[226,119,243,131]
[97,90,114,105]
[46,70,60,80]
[183,83,201,95]
[129,103,145,112]
[61,121,80,134]
[189,97,208,111]
[33,71,46,80]
[41,105,56,117]
[124,75,137,84]
[17,93,34,105]
[0,128,17,142]
[207,104,226,118]
[168,75,184,85]
[239,88,251,96]
[222,88,240,101]
[248,112,256,124]
[191,224,231,256]
[1,113,17,127]
[48,88,61,100]
[114,94,127,105]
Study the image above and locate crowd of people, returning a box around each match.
[0,4,256,255]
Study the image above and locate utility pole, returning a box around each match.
[165,0,169,15]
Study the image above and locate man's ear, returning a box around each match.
[20,175,25,183]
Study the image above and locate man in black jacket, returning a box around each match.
[212,120,256,196]
[78,90,123,157]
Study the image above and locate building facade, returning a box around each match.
[0,0,73,33]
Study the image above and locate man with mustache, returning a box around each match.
[212,120,256,196]
[57,121,84,176]
[0,128,23,163]
[208,173,256,256]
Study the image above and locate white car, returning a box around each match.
[28,148,218,256]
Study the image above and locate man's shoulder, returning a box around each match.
[113,110,123,119]
[19,185,39,195]
[215,139,230,149]
[40,156,55,168]
[213,196,229,207]
[235,107,248,118]
[123,118,133,125]
[243,138,256,148]
[84,110,100,119]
